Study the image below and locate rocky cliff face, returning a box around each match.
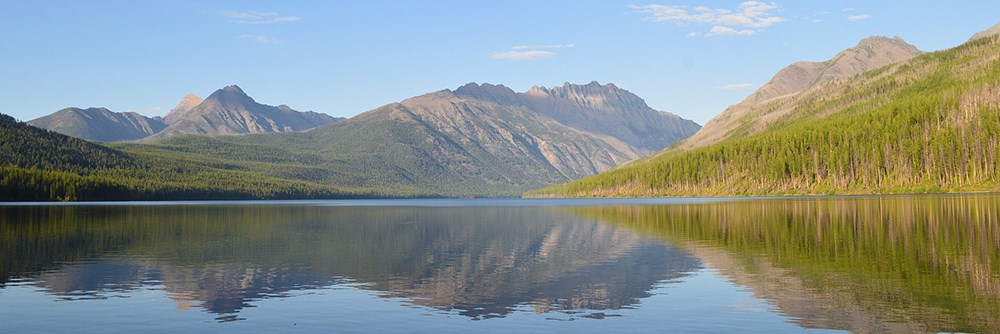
[522,81,701,152]
[682,36,923,149]
[404,86,644,179]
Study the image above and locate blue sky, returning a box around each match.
[2,1,998,124]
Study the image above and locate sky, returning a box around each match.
[2,1,998,125]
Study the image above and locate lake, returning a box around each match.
[1,195,998,333]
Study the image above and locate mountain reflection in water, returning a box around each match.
[0,205,700,321]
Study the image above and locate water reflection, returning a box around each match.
[576,195,1000,333]
[0,205,699,321]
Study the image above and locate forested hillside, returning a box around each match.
[0,114,361,201]
[681,36,923,150]
[529,35,1000,197]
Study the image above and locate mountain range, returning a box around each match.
[531,25,1000,197]
[3,81,699,199]
[126,82,699,196]
[27,85,343,142]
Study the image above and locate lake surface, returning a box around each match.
[1,195,998,333]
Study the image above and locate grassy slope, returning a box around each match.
[529,36,1000,197]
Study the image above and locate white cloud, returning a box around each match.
[631,1,784,36]
[240,34,282,44]
[490,50,555,60]
[223,11,299,24]
[842,7,855,12]
[492,43,573,60]
[709,26,758,36]
[715,83,755,91]
[739,1,778,18]
[511,44,575,50]
[847,14,872,21]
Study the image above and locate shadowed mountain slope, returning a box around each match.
[27,107,166,142]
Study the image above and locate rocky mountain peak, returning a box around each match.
[221,85,246,95]
[177,93,203,106]
[545,81,641,109]
[165,93,203,124]
[841,36,921,60]
[202,85,257,109]
[454,82,514,94]
[855,36,907,47]
[820,35,922,82]
[453,82,520,103]
[526,85,550,96]
[551,81,623,93]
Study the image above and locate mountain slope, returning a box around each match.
[311,87,643,194]
[150,85,341,139]
[529,35,1000,197]
[27,107,166,142]
[682,36,923,149]
[520,81,701,152]
[969,22,1000,41]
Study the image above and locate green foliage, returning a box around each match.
[0,113,135,172]
[530,35,1000,197]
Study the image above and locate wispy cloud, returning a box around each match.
[240,34,282,44]
[490,50,555,61]
[511,44,575,50]
[491,44,573,60]
[630,1,785,37]
[223,11,299,24]
[716,83,755,91]
[847,14,872,21]
[842,7,855,12]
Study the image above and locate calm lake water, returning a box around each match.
[1,196,998,333]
